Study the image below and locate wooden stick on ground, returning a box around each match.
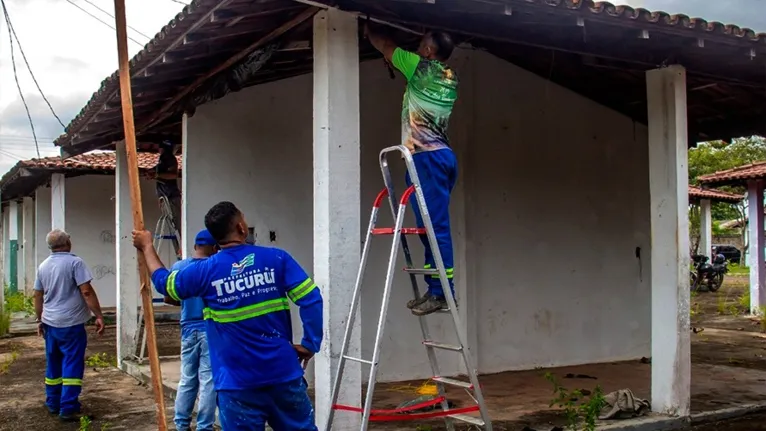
[112,0,168,429]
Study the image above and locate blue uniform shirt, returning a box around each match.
[151,244,323,391]
[170,257,207,339]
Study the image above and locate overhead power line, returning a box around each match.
[2,3,66,129]
[64,0,144,47]
[80,0,152,40]
[169,0,189,5]
[1,0,40,158]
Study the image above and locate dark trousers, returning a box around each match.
[405,148,458,298]
[217,378,317,431]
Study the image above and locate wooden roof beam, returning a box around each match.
[141,6,320,130]
[62,0,236,149]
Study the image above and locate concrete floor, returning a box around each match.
[127,353,766,429]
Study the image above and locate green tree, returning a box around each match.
[688,137,766,260]
[689,137,766,186]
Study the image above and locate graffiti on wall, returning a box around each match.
[99,230,116,244]
[92,264,115,280]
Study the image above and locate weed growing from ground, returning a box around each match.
[85,353,116,368]
[0,306,10,336]
[738,293,750,313]
[3,289,34,316]
[78,416,92,431]
[0,348,19,374]
[544,372,605,431]
[690,302,702,318]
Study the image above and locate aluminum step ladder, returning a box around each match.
[135,195,182,363]
[325,145,492,430]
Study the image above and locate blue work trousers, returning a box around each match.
[44,323,87,416]
[217,378,317,431]
[405,148,458,298]
[175,329,216,431]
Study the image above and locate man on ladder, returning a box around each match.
[154,140,183,250]
[366,23,459,316]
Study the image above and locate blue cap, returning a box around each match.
[194,229,216,246]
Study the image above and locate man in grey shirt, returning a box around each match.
[34,229,105,422]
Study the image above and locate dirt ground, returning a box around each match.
[1,275,765,430]
[0,324,179,431]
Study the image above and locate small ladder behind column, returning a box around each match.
[135,195,182,364]
[325,145,492,430]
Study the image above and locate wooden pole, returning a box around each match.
[112,0,168,428]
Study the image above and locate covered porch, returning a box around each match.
[699,163,766,316]
[52,0,766,428]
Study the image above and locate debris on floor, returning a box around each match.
[599,388,650,420]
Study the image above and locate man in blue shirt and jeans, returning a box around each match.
[164,229,218,431]
[133,201,322,430]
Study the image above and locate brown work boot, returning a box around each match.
[407,292,432,309]
[411,296,449,316]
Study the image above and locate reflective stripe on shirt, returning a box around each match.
[287,278,317,302]
[203,297,290,323]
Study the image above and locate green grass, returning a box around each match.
[3,288,34,316]
[0,348,19,374]
[728,263,750,275]
[85,353,117,368]
[0,306,10,336]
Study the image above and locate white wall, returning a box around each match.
[33,176,173,307]
[185,49,651,381]
[35,187,52,269]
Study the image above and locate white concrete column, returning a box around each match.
[181,112,190,259]
[646,65,690,416]
[51,173,66,231]
[116,141,140,364]
[313,9,361,430]
[21,197,35,295]
[747,180,766,314]
[35,187,52,268]
[699,199,712,257]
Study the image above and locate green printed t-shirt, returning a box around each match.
[391,47,458,153]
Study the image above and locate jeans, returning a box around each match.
[405,148,458,297]
[175,330,216,431]
[44,324,87,416]
[217,378,317,431]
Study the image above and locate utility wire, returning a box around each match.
[169,0,189,5]
[80,0,152,40]
[2,2,66,129]
[1,0,40,158]
[64,0,144,47]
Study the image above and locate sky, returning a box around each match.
[0,0,765,176]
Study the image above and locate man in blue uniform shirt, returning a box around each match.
[133,201,322,431]
[164,229,218,431]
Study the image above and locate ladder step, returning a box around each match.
[343,355,373,365]
[432,376,473,389]
[449,413,485,426]
[403,267,439,275]
[371,227,426,235]
[423,341,463,351]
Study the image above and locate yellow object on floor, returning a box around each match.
[416,381,438,396]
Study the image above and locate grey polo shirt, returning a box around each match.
[34,252,94,328]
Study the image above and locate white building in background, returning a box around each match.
[47,0,766,426]
[0,152,179,307]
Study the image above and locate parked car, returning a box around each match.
[712,245,741,263]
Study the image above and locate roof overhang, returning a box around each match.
[54,0,766,158]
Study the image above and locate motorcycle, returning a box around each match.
[690,254,728,292]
